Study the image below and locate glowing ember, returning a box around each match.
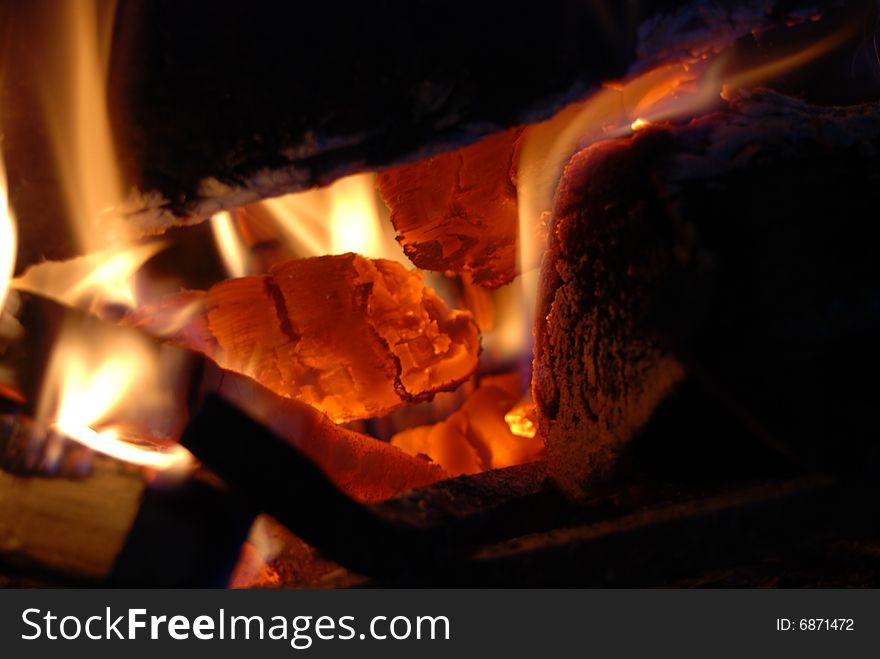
[391,374,543,475]
[158,253,480,423]
[630,118,653,132]
[504,402,538,439]
[228,516,284,588]
[376,129,522,289]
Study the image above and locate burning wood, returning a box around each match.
[128,252,480,423]
[0,450,146,581]
[0,413,253,586]
[3,291,449,503]
[211,370,449,502]
[377,128,523,288]
[535,91,880,495]
[391,372,543,476]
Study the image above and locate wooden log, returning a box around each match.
[107,0,690,228]
[377,128,523,288]
[126,253,481,423]
[534,90,880,495]
[0,453,145,581]
[179,394,458,579]
[2,291,449,502]
[0,416,254,586]
[211,370,449,503]
[2,0,843,271]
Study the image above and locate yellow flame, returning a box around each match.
[722,27,853,93]
[253,173,408,263]
[0,157,16,310]
[508,24,853,359]
[53,424,192,471]
[211,210,251,278]
[13,1,194,472]
[13,242,164,312]
[9,0,164,315]
[328,174,382,255]
[35,0,128,253]
[517,25,854,274]
[260,192,329,257]
[37,322,193,471]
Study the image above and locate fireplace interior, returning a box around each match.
[1,0,879,587]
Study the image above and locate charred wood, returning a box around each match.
[535,90,880,495]
[2,291,448,502]
[125,253,481,423]
[377,129,523,289]
[0,0,847,270]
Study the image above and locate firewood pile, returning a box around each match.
[1,0,880,587]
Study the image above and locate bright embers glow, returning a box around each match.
[211,210,251,278]
[391,374,544,476]
[251,173,408,264]
[0,156,17,310]
[504,401,538,439]
[36,322,193,471]
[630,117,653,132]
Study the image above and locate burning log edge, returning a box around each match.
[4,0,847,270]
[535,90,880,495]
[0,459,255,587]
[125,252,482,424]
[0,291,456,582]
[1,299,877,585]
[0,290,555,583]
